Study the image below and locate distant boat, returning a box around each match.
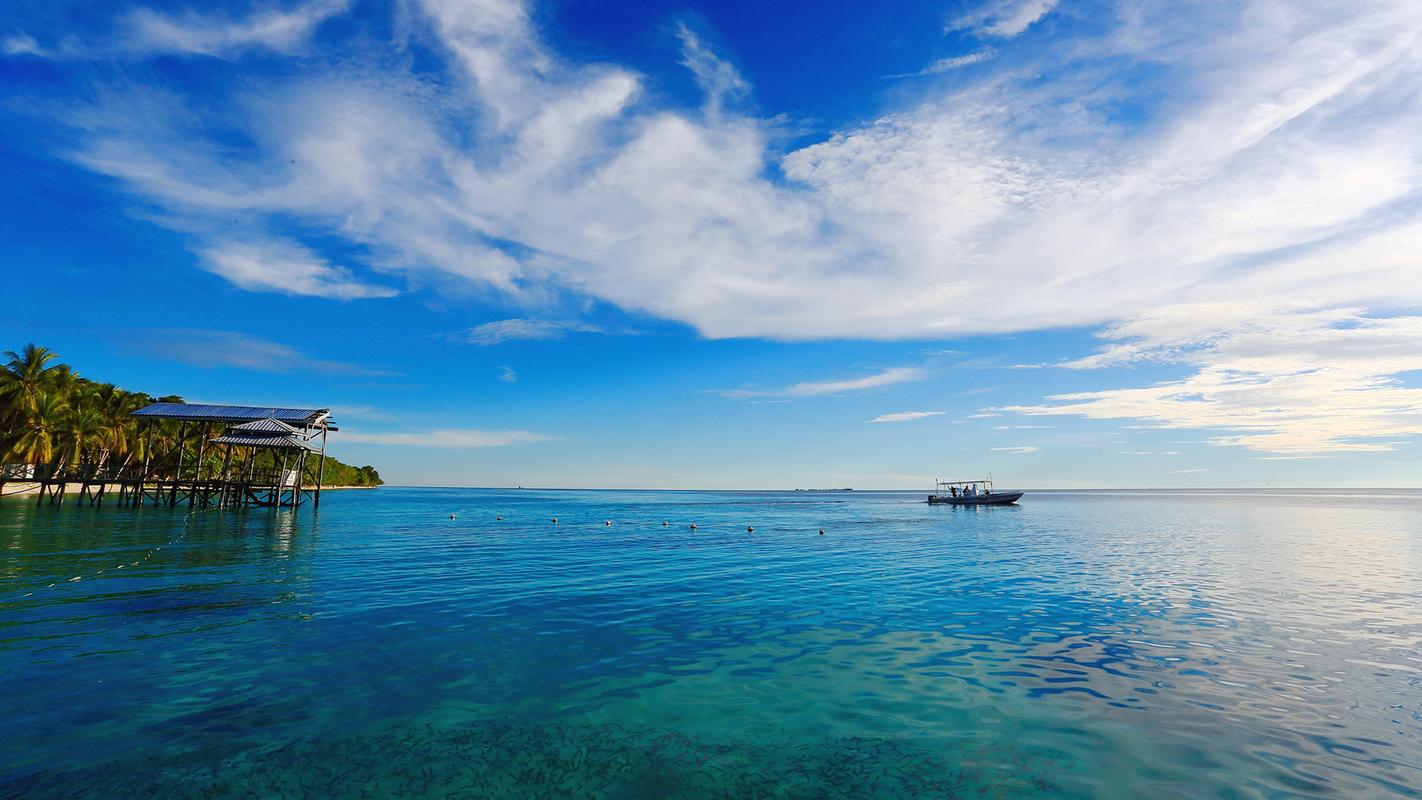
[927,478,1023,505]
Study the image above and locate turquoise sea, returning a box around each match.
[2,487,1420,798]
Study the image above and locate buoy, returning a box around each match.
[662,521,669,527]
[496,516,503,521]
[690,523,697,530]
[819,529,825,535]
[747,526,754,533]
[552,517,558,523]
[605,520,612,526]
[449,514,456,520]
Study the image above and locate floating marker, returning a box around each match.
[819,529,825,535]
[605,520,612,526]
[689,524,697,530]
[662,521,669,527]
[552,518,558,523]
[450,514,456,520]
[496,516,503,521]
[746,526,754,533]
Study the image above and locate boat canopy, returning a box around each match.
[935,477,994,489]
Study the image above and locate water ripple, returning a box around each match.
[2,488,1421,798]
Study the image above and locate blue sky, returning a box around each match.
[3,0,1420,488]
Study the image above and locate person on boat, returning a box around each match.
[950,486,958,498]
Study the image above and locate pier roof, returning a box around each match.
[133,402,333,428]
[209,431,322,451]
[229,418,305,435]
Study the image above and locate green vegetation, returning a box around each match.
[0,343,382,487]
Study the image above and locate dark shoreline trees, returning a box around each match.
[0,343,382,487]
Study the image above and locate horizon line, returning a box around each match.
[377,485,1422,492]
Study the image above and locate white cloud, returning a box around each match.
[16,0,1422,455]
[887,49,996,79]
[676,24,749,116]
[201,241,397,300]
[948,0,1058,37]
[2,34,46,57]
[9,0,347,59]
[340,429,552,447]
[464,318,600,345]
[125,0,348,56]
[52,0,1422,337]
[1168,468,1207,474]
[497,366,518,383]
[868,411,945,423]
[991,446,1039,453]
[721,366,926,399]
[1007,307,1422,454]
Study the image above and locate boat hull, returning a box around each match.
[927,491,1024,506]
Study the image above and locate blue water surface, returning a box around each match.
[1,487,1420,798]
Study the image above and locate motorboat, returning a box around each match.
[927,478,1023,505]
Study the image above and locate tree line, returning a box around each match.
[0,344,382,487]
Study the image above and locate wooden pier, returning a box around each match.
[6,403,337,510]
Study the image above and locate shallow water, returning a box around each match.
[2,487,1420,798]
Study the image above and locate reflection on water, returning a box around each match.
[2,488,1421,798]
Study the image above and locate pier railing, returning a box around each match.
[9,459,315,510]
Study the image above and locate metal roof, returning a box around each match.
[229,418,304,435]
[209,432,322,451]
[133,402,330,427]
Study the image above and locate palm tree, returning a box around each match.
[49,364,78,405]
[0,344,60,426]
[99,387,150,468]
[58,406,106,469]
[9,392,67,466]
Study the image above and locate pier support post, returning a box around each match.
[218,445,233,508]
[314,427,327,507]
[191,430,207,507]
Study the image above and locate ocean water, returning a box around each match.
[1,487,1420,799]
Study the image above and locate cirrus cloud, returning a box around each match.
[6,0,348,59]
[464,318,602,346]
[7,0,1422,459]
[200,241,398,300]
[947,0,1059,38]
[718,366,927,399]
[868,411,946,423]
[1006,307,1422,454]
